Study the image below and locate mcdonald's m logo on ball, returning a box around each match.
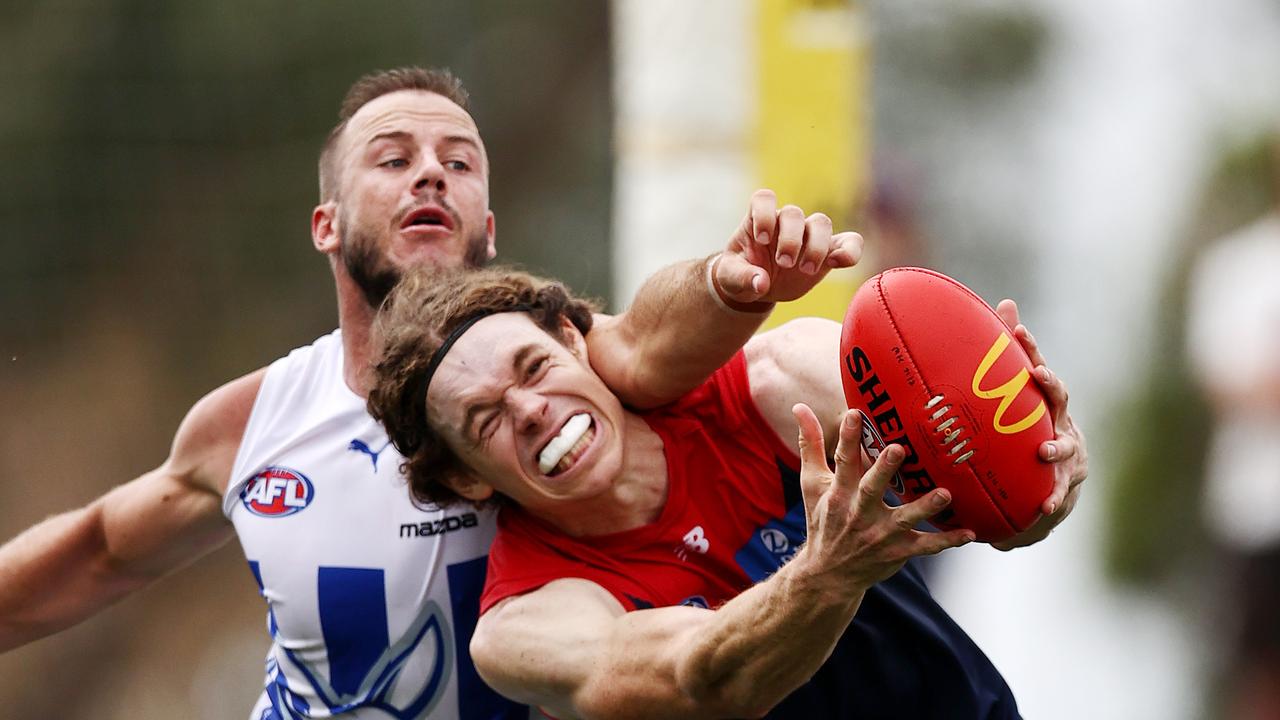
[971,333,1046,435]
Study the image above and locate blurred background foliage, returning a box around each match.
[1104,133,1279,584]
[0,0,612,368]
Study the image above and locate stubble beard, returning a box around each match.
[341,220,492,309]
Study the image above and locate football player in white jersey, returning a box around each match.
[0,67,862,718]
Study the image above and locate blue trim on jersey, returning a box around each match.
[266,667,308,720]
[366,612,449,718]
[624,594,654,609]
[280,591,452,717]
[318,567,391,697]
[734,502,806,583]
[447,557,528,719]
[248,560,280,637]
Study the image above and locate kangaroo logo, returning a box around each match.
[273,592,454,718]
[348,439,392,471]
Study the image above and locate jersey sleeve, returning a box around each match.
[480,510,651,614]
[662,351,800,470]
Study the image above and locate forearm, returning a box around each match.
[576,552,862,718]
[590,255,770,409]
[0,504,142,652]
[476,560,863,720]
[671,549,862,716]
[0,370,253,654]
[0,470,232,653]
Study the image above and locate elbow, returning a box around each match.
[467,628,508,698]
[672,639,715,705]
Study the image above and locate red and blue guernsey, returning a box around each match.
[482,352,1020,719]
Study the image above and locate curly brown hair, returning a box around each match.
[367,266,598,509]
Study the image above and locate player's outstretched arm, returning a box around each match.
[588,189,862,409]
[469,407,970,720]
[0,369,262,653]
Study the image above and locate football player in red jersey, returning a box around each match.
[367,266,1088,719]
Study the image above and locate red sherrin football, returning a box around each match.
[839,267,1054,542]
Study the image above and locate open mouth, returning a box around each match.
[537,413,596,477]
[400,206,454,231]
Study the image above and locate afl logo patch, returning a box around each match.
[240,466,314,518]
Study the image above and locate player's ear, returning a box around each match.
[442,470,495,502]
[559,315,588,364]
[313,201,339,254]
[483,211,496,261]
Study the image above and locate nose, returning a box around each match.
[507,387,549,436]
[413,152,447,195]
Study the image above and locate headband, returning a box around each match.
[420,303,536,401]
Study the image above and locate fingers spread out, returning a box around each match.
[794,403,830,471]
[831,409,870,498]
[917,528,976,556]
[892,488,952,531]
[794,403,833,516]
[854,443,903,519]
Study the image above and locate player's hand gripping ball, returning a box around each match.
[839,267,1054,543]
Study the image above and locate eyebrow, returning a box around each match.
[459,342,539,443]
[365,131,482,153]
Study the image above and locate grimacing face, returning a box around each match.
[324,90,497,307]
[424,312,628,513]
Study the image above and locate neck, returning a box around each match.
[335,277,378,398]
[529,413,669,537]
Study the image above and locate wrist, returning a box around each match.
[782,546,867,611]
[706,255,775,314]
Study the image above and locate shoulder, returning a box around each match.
[744,317,841,425]
[744,317,841,388]
[165,367,268,496]
[740,318,844,450]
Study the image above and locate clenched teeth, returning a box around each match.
[538,413,592,475]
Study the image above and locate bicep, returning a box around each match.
[472,579,712,719]
[471,580,621,711]
[746,318,846,452]
[94,466,233,580]
[97,368,263,579]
